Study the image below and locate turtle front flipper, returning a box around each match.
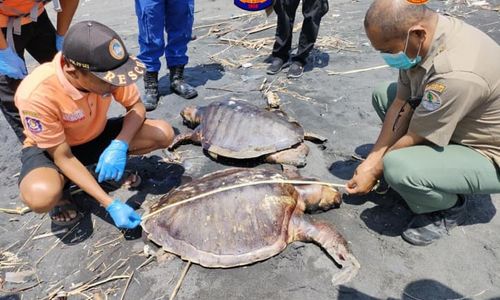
[168,127,202,151]
[288,213,360,285]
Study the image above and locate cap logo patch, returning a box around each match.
[25,117,43,134]
[422,90,441,111]
[109,39,125,60]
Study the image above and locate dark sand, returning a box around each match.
[1,0,499,299]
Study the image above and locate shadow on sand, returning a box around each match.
[338,279,498,299]
[158,63,225,96]
[263,48,331,75]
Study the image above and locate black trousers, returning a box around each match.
[0,11,57,142]
[272,0,329,64]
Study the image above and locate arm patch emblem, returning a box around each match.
[25,117,43,134]
[422,90,442,111]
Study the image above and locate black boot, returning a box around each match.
[402,195,467,246]
[143,71,159,111]
[169,66,198,99]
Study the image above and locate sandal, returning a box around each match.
[49,191,84,227]
[121,171,142,189]
[85,165,142,190]
[102,170,142,190]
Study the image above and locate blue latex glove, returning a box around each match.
[55,34,64,51]
[106,199,142,229]
[95,139,128,183]
[0,47,27,79]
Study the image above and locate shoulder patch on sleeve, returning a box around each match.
[24,117,43,134]
[425,82,447,94]
[421,90,442,111]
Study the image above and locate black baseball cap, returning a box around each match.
[62,21,145,86]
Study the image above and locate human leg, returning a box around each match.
[371,81,398,122]
[384,144,500,214]
[165,0,197,99]
[267,0,300,75]
[18,147,80,223]
[0,78,24,140]
[70,117,173,157]
[272,0,300,62]
[383,144,500,245]
[0,21,35,142]
[135,0,167,110]
[24,11,58,64]
[288,0,328,77]
[164,0,193,68]
[294,0,329,63]
[128,119,174,155]
[135,0,166,72]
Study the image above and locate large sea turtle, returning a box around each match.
[142,168,360,285]
[168,99,326,167]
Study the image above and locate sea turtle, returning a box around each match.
[142,168,360,285]
[168,99,326,167]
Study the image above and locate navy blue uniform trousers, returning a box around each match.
[135,0,194,72]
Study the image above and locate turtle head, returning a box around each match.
[318,186,343,210]
[302,185,343,213]
[180,106,205,128]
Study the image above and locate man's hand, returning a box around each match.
[346,161,380,195]
[56,34,64,51]
[96,140,128,182]
[106,199,141,229]
[0,47,27,79]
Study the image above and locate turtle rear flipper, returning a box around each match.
[304,132,328,144]
[264,143,309,167]
[289,214,360,285]
[168,127,202,151]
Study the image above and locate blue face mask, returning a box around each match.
[381,30,422,70]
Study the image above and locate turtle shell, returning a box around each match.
[142,168,299,268]
[198,99,304,159]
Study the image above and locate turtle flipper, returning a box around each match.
[304,132,328,144]
[289,214,360,285]
[264,143,309,167]
[168,127,202,150]
[281,165,301,179]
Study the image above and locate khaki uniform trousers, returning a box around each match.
[372,82,500,214]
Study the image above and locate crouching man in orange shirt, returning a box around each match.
[14,21,174,229]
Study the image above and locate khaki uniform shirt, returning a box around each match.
[397,15,500,167]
